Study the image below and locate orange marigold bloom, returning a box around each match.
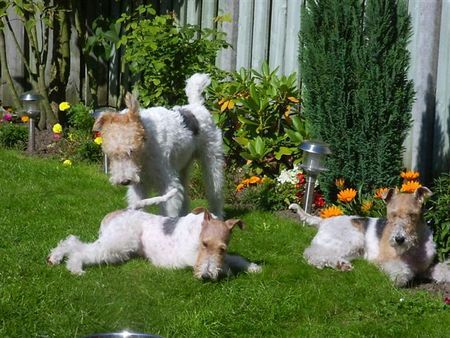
[374,187,389,199]
[337,188,357,203]
[400,170,420,181]
[320,205,344,218]
[20,115,29,123]
[335,178,345,190]
[361,200,373,213]
[401,180,422,193]
[236,183,245,192]
[248,176,261,184]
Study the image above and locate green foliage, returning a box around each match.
[118,4,228,107]
[0,122,27,149]
[62,129,102,164]
[425,173,450,261]
[66,103,94,133]
[209,64,307,177]
[300,0,413,200]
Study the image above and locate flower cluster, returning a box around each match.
[318,170,422,219]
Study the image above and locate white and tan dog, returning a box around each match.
[47,190,261,280]
[290,187,450,287]
[93,74,224,218]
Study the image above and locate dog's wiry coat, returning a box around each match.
[94,74,224,218]
[290,187,450,287]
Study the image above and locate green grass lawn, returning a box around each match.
[0,149,449,337]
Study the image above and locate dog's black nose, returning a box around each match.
[394,236,405,245]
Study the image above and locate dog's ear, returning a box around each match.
[225,219,244,231]
[125,92,140,116]
[92,112,110,131]
[382,187,397,204]
[414,186,432,204]
[202,209,212,222]
[192,207,208,215]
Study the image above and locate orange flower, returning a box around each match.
[335,178,345,190]
[320,205,344,218]
[248,176,261,184]
[287,96,299,103]
[401,181,421,193]
[236,183,245,192]
[337,188,357,203]
[20,115,29,123]
[374,187,389,199]
[361,200,373,213]
[400,170,420,181]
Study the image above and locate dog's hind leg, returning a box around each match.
[198,137,224,218]
[303,246,354,271]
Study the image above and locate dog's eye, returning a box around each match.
[219,245,227,252]
[202,241,208,248]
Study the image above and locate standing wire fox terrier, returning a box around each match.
[93,73,224,218]
[47,190,262,280]
[290,186,450,287]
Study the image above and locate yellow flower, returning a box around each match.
[320,205,344,218]
[94,136,103,145]
[287,96,300,103]
[248,176,261,184]
[236,183,245,192]
[59,102,71,111]
[335,178,345,190]
[400,170,420,181]
[220,99,235,112]
[62,159,72,166]
[337,188,357,203]
[374,187,389,199]
[20,115,29,123]
[361,200,373,213]
[52,123,63,134]
[401,181,421,193]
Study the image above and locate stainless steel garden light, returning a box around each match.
[20,91,43,153]
[299,140,331,213]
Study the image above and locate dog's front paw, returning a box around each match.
[247,263,262,273]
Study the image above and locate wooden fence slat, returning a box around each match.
[251,0,270,71]
[216,0,239,71]
[269,0,288,74]
[235,0,254,70]
[66,20,81,104]
[108,0,121,107]
[284,0,301,76]
[186,0,201,25]
[2,7,25,106]
[201,0,217,29]
[433,0,450,174]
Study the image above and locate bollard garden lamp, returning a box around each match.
[299,140,331,214]
[20,91,43,153]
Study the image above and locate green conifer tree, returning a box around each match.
[300,0,414,200]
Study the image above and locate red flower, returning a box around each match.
[296,173,306,187]
[314,193,326,207]
[94,131,102,138]
[445,296,450,305]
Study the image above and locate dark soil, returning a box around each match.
[276,209,450,301]
[33,129,64,157]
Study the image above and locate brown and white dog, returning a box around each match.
[290,187,450,287]
[48,190,261,280]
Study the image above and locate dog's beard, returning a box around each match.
[194,257,223,280]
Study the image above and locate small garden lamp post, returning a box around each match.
[20,91,43,153]
[299,140,331,213]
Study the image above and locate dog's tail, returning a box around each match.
[129,188,178,210]
[185,73,211,106]
[288,203,322,227]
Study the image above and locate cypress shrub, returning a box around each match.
[300,0,414,200]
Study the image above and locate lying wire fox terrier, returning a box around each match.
[290,186,450,287]
[47,190,261,280]
[93,73,224,218]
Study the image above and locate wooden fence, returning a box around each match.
[1,0,449,177]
